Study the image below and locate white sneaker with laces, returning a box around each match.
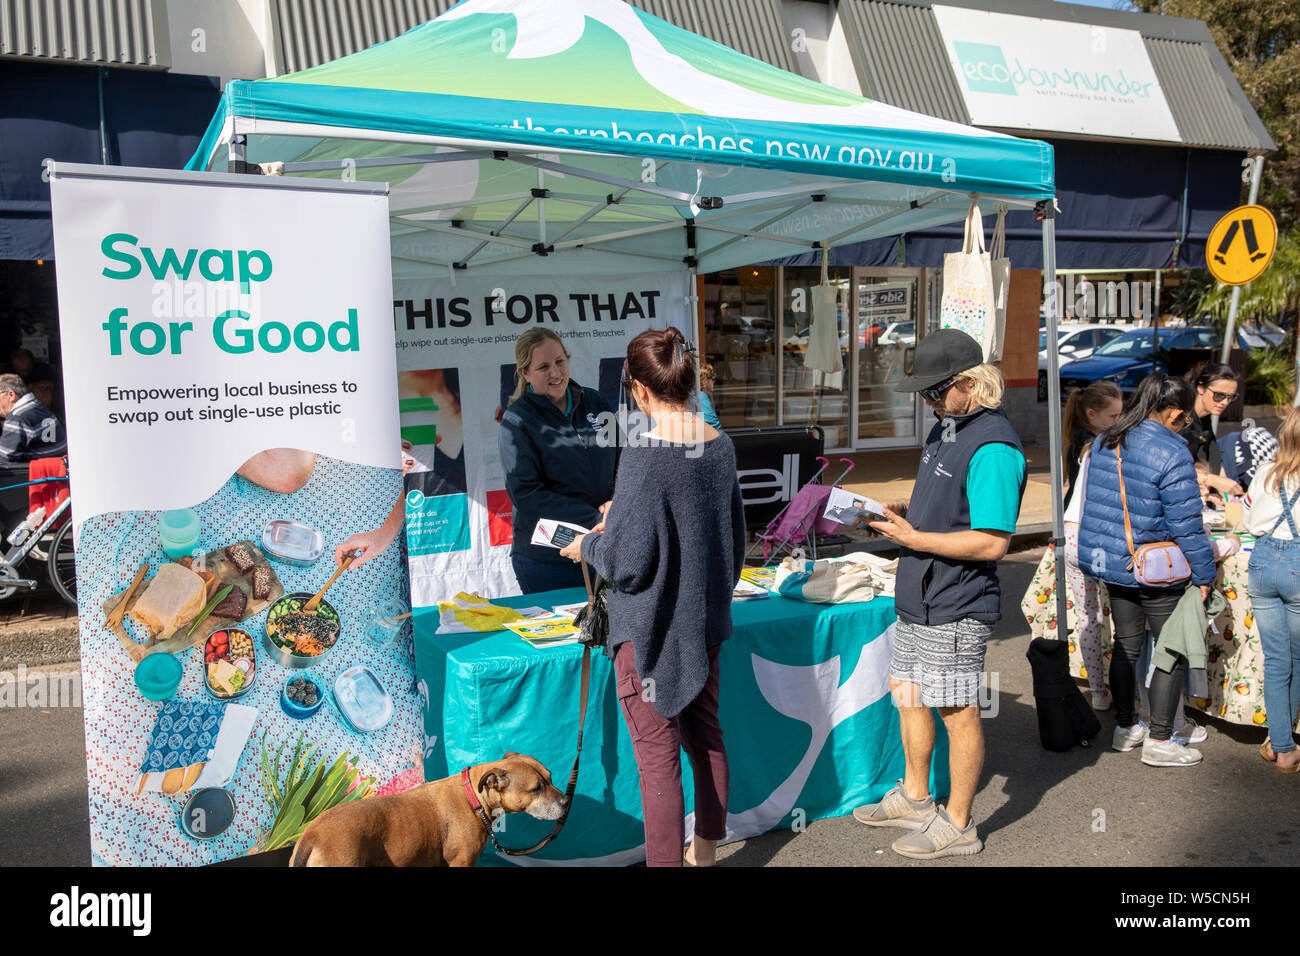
[1091,690,1112,711]
[1141,737,1203,767]
[1112,723,1148,752]
[1174,717,1208,745]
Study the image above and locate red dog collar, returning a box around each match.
[461,766,493,832]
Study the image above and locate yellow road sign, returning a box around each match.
[1206,204,1277,285]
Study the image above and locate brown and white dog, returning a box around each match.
[290,752,567,867]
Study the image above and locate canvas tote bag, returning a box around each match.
[940,202,997,359]
[988,204,1011,361]
[804,246,844,375]
[774,553,881,604]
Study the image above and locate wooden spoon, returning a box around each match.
[303,551,355,613]
[106,561,149,629]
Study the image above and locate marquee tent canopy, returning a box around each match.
[186,0,1055,279]
[183,0,1073,723]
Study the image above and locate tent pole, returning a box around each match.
[226,132,246,174]
[538,168,547,248]
[1041,201,1070,644]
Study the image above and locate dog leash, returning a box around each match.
[461,644,591,856]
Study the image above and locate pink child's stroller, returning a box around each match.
[745,456,856,564]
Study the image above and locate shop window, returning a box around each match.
[856,273,919,442]
[0,259,63,419]
[701,268,776,428]
[781,266,851,448]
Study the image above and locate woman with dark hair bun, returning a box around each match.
[559,326,745,866]
[1181,362,1242,497]
[1079,372,1217,767]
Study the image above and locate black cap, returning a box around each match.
[895,328,984,393]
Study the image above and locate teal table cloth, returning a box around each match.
[414,589,949,865]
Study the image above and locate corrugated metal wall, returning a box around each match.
[0,0,165,67]
[272,0,453,74]
[1145,37,1260,150]
[837,0,968,123]
[629,0,795,72]
[270,0,797,75]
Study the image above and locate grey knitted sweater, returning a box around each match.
[580,432,746,718]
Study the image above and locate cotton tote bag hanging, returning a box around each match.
[805,247,844,376]
[940,203,997,360]
[988,204,1011,361]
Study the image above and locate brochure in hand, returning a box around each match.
[822,487,889,528]
[531,518,590,550]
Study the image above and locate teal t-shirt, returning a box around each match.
[966,443,1027,533]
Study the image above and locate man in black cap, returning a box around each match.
[852,328,1025,859]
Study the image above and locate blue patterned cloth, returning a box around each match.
[76,454,417,866]
[142,700,224,773]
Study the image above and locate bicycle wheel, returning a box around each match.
[48,519,77,608]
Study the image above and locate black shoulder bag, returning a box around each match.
[575,558,610,649]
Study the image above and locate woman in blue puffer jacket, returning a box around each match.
[1079,373,1216,768]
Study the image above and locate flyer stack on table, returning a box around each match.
[1019,538,1300,732]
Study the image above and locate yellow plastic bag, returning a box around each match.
[436,592,528,633]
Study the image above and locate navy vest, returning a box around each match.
[895,405,1024,626]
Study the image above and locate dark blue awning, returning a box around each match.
[0,61,221,260]
[770,139,1245,270]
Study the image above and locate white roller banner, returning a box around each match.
[48,165,419,867]
[392,271,691,607]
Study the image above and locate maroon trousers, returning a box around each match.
[613,641,729,867]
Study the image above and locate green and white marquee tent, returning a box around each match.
[186,0,1072,623]
[186,0,1058,279]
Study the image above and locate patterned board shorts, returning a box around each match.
[891,617,994,708]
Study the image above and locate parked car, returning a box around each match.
[1037,323,1126,400]
[1230,320,1287,349]
[784,322,886,352]
[1057,326,1252,396]
[1189,317,1285,349]
[877,321,916,346]
[709,313,774,357]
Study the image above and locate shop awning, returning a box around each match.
[774,138,1244,270]
[185,0,1055,277]
[0,62,221,261]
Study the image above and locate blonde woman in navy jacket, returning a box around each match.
[1079,372,1215,768]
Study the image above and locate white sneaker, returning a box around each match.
[1091,690,1112,711]
[1174,717,1208,745]
[1112,723,1148,752]
[1141,737,1203,767]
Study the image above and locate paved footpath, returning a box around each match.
[3,547,1296,867]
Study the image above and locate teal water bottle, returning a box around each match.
[158,508,201,559]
